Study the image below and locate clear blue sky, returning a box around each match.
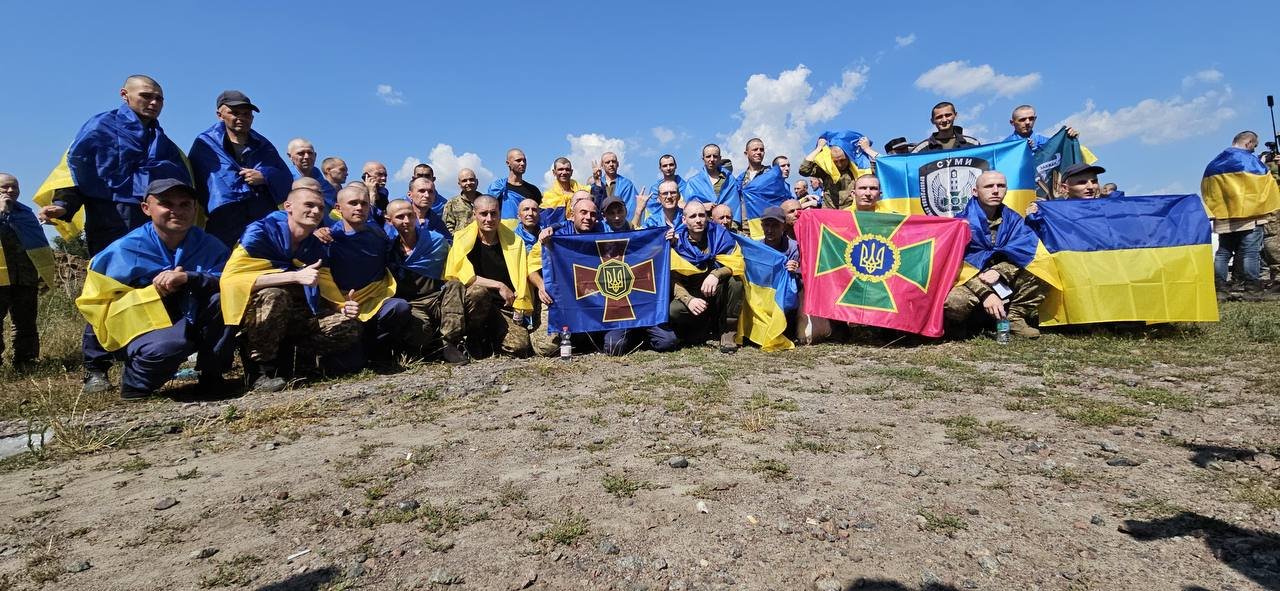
[2,1,1271,208]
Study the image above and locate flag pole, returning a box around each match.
[1268,96,1279,154]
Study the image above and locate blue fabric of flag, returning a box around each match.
[818,130,872,170]
[673,221,737,270]
[67,105,191,204]
[543,227,670,333]
[189,123,292,213]
[237,210,327,313]
[741,164,792,221]
[960,196,1038,270]
[1028,194,1211,253]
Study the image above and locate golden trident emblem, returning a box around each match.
[602,265,628,296]
[859,241,886,273]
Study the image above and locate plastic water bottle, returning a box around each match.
[995,319,1010,344]
[559,326,572,360]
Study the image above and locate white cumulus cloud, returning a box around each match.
[914,61,1040,98]
[895,33,915,48]
[392,144,494,195]
[542,133,631,187]
[1056,86,1236,146]
[722,64,870,171]
[1182,69,1223,88]
[652,126,676,145]
[376,84,406,106]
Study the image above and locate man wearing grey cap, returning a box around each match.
[189,90,293,247]
[75,179,234,399]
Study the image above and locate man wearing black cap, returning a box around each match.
[911,102,981,153]
[76,179,234,399]
[1058,163,1106,199]
[189,90,293,248]
[883,137,912,155]
[600,196,633,233]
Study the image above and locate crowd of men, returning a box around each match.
[0,74,1274,400]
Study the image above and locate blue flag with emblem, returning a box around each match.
[542,227,670,333]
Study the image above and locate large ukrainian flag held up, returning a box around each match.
[543,227,670,333]
[875,139,1037,217]
[796,209,969,337]
[1201,147,1280,220]
[1028,195,1218,325]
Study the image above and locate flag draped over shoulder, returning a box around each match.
[643,175,690,224]
[796,209,969,337]
[321,223,397,321]
[957,197,1059,290]
[1201,147,1280,220]
[443,222,533,312]
[741,165,792,238]
[34,106,191,240]
[542,227,671,333]
[1032,127,1098,198]
[189,123,291,213]
[684,169,742,221]
[875,139,1037,217]
[77,224,228,351]
[393,220,451,281]
[605,174,639,217]
[0,203,57,289]
[1027,194,1218,325]
[669,224,795,351]
[220,211,328,325]
[541,180,589,227]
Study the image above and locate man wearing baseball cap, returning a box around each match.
[1058,163,1107,199]
[189,90,293,247]
[75,179,234,399]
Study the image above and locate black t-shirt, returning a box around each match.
[467,240,513,290]
[507,182,543,205]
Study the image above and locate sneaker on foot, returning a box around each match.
[83,371,111,394]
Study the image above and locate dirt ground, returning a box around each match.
[1,305,1278,591]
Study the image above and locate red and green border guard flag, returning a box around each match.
[796,209,970,337]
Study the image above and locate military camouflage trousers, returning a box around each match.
[404,279,466,354]
[240,286,361,364]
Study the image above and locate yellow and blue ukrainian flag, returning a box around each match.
[813,130,873,190]
[670,223,795,351]
[876,139,1038,216]
[320,222,398,322]
[1027,194,1218,325]
[443,221,533,312]
[77,224,228,351]
[741,165,792,239]
[0,202,57,289]
[220,211,329,326]
[1201,147,1280,220]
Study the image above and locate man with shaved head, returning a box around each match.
[443,168,482,234]
[640,180,684,230]
[590,151,640,218]
[287,138,336,216]
[405,176,450,237]
[740,138,768,187]
[221,187,362,391]
[487,148,543,223]
[321,157,348,198]
[799,137,860,209]
[669,201,744,353]
[386,199,468,364]
[444,194,533,357]
[37,75,192,394]
[361,161,390,212]
[711,204,737,233]
[780,199,802,238]
[944,171,1046,338]
[1005,104,1078,153]
[526,193,604,356]
[543,157,588,224]
[852,174,882,212]
[514,197,542,251]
